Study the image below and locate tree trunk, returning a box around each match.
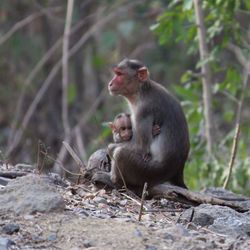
[193,0,214,156]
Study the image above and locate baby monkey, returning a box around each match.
[86,113,160,180]
[109,112,161,143]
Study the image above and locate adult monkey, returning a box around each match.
[92,59,190,191]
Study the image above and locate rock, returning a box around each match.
[47,234,57,242]
[93,197,108,205]
[146,245,157,250]
[2,223,20,234]
[0,177,10,186]
[134,228,143,237]
[179,204,250,237]
[162,232,175,241]
[0,174,65,215]
[86,149,111,178]
[83,239,92,248]
[0,237,15,250]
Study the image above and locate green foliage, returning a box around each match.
[153,0,250,194]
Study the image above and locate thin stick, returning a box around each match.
[62,0,74,137]
[0,7,63,46]
[223,73,249,189]
[120,193,141,207]
[36,141,41,173]
[193,0,214,156]
[40,151,83,177]
[54,88,106,168]
[75,127,87,162]
[138,182,148,221]
[62,141,85,169]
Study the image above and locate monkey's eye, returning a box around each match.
[116,71,123,76]
[120,127,126,131]
[113,68,123,76]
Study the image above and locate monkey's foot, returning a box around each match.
[91,171,115,188]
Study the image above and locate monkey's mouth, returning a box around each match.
[108,88,120,95]
[122,136,132,141]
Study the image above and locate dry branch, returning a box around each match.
[193,0,214,156]
[62,0,74,137]
[138,182,148,221]
[8,13,96,148]
[62,141,85,169]
[149,184,248,212]
[53,88,106,167]
[0,7,62,46]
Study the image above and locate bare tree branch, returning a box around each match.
[8,13,97,147]
[227,43,250,72]
[0,7,62,47]
[193,0,214,156]
[62,0,74,137]
[53,88,107,168]
[222,42,250,188]
[223,72,249,189]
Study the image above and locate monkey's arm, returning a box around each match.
[135,112,154,160]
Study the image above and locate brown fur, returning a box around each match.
[92,59,190,191]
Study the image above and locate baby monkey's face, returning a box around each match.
[110,113,133,143]
[115,117,132,142]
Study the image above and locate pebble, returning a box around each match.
[83,239,92,248]
[93,197,108,204]
[0,237,15,250]
[134,228,143,237]
[2,223,20,235]
[146,245,157,250]
[47,234,57,241]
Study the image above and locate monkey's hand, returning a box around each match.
[152,124,161,137]
[107,143,118,157]
[142,152,152,162]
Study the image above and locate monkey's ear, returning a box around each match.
[137,67,149,81]
[108,122,115,130]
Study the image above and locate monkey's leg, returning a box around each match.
[170,171,187,189]
[111,146,154,187]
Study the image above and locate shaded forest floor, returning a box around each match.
[0,164,250,249]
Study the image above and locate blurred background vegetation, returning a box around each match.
[0,0,249,194]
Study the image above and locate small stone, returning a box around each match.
[32,236,45,243]
[143,214,154,221]
[0,237,15,250]
[2,223,20,234]
[47,234,57,241]
[83,239,92,248]
[134,228,143,237]
[93,197,107,204]
[146,245,157,250]
[163,233,175,241]
[120,200,128,206]
[76,189,87,197]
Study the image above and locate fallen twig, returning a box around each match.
[149,183,248,212]
[138,182,148,221]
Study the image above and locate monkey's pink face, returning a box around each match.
[108,68,128,96]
